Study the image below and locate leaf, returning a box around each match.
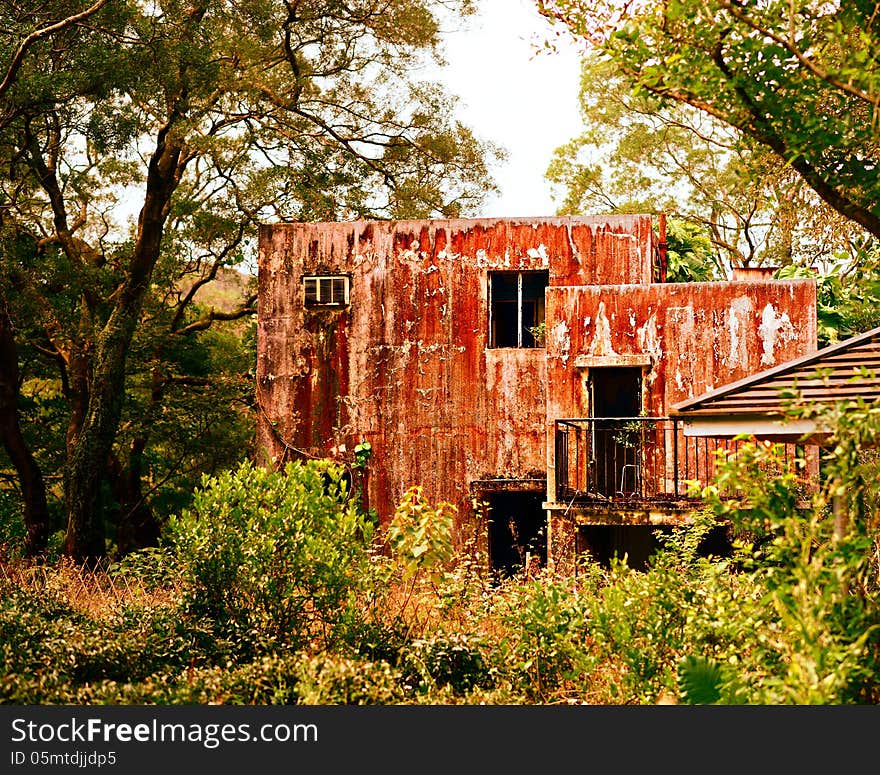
[677,655,724,705]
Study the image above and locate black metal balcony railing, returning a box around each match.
[554,417,805,504]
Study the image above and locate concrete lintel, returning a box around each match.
[471,478,546,494]
[543,501,696,526]
[573,354,653,369]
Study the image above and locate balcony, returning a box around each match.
[553,417,807,506]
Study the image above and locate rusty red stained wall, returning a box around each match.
[257,215,656,532]
[545,280,818,415]
[544,279,818,499]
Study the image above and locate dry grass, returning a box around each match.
[0,558,182,617]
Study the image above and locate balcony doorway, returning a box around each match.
[590,367,642,497]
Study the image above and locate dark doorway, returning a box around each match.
[590,367,642,496]
[591,367,642,417]
[487,491,547,577]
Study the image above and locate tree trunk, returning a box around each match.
[110,440,161,556]
[0,303,49,557]
[61,126,184,561]
[63,315,143,562]
[112,365,168,554]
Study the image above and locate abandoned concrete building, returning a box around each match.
[256,215,818,574]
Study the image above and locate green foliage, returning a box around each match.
[528,322,547,347]
[78,655,304,705]
[0,585,196,704]
[353,441,373,469]
[401,633,494,697]
[108,546,179,590]
[676,655,725,705]
[492,570,595,702]
[544,49,865,272]
[292,655,404,705]
[538,0,880,242]
[664,220,719,283]
[586,546,702,702]
[775,249,880,345]
[385,485,455,581]
[0,490,27,560]
[691,408,880,703]
[167,459,376,656]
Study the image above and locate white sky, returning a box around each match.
[438,0,585,218]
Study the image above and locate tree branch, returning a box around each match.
[176,294,258,336]
[717,0,880,109]
[0,0,110,101]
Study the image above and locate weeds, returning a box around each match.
[2,426,879,705]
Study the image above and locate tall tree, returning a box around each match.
[547,53,869,271]
[0,2,110,557]
[0,0,499,560]
[537,0,880,240]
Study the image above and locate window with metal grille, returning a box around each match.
[303,274,349,307]
[489,270,548,348]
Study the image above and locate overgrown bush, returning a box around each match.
[0,582,196,704]
[75,655,304,705]
[491,570,594,702]
[292,654,405,705]
[385,485,455,582]
[4,398,880,706]
[0,490,26,560]
[683,435,880,704]
[400,632,494,696]
[167,459,377,657]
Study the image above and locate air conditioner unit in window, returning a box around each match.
[303,274,349,307]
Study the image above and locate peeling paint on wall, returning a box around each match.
[588,302,618,356]
[636,311,661,361]
[551,319,571,366]
[727,296,753,370]
[758,303,797,366]
[544,281,817,433]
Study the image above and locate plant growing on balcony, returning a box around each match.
[611,415,657,448]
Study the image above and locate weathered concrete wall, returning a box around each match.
[257,215,656,536]
[544,279,818,501]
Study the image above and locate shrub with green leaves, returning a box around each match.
[0,583,196,704]
[491,570,595,702]
[292,654,405,705]
[385,485,455,582]
[686,426,880,704]
[400,632,494,697]
[167,459,376,656]
[76,655,305,705]
[0,490,27,560]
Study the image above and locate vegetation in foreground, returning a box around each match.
[2,394,879,705]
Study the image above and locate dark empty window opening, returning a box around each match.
[577,524,733,571]
[489,271,548,348]
[487,490,547,578]
[303,274,349,307]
